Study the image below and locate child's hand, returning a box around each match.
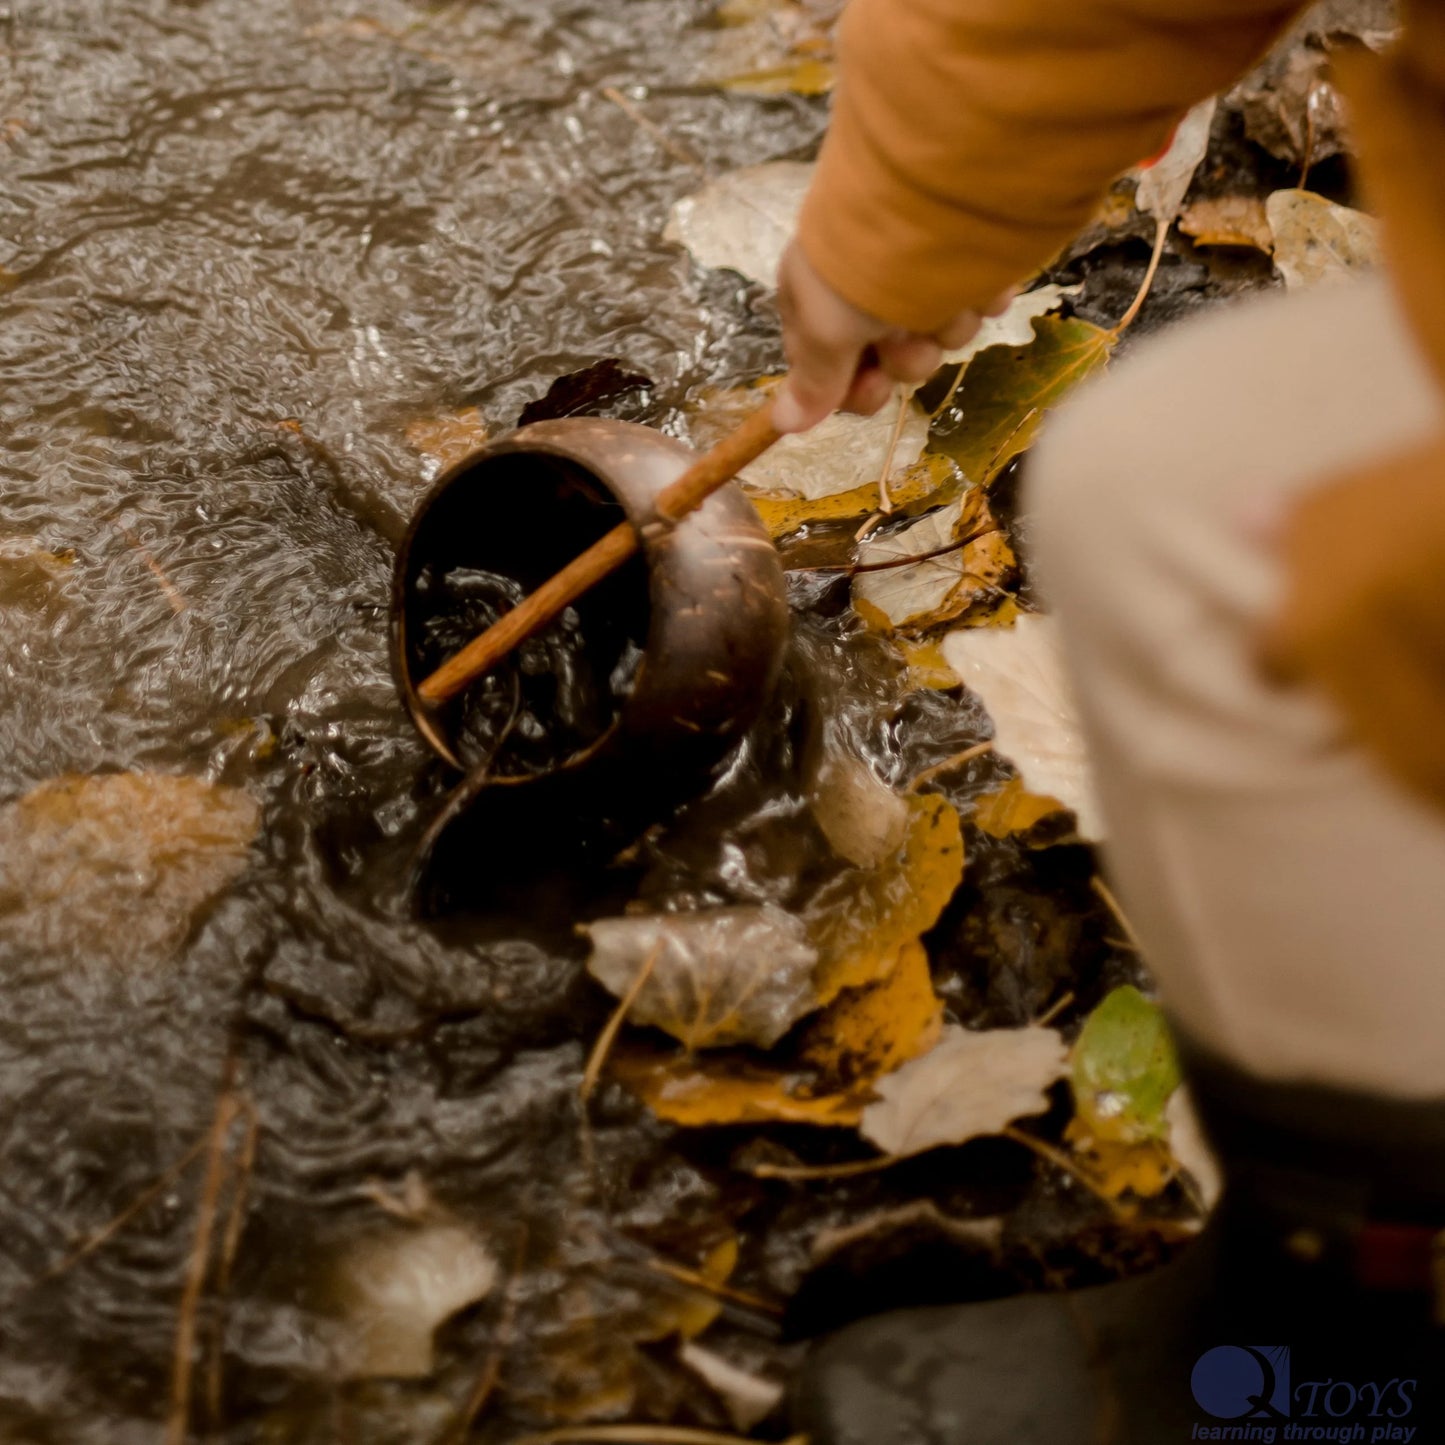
[772,241,990,434]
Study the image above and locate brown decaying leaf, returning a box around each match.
[800,939,944,1093]
[851,490,1015,633]
[404,407,489,471]
[1266,188,1380,290]
[1134,97,1217,226]
[584,905,819,1051]
[861,1024,1071,1159]
[970,777,1066,839]
[1179,194,1274,253]
[807,791,965,1005]
[609,1048,866,1128]
[0,773,260,967]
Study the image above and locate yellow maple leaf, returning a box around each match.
[971,777,1066,838]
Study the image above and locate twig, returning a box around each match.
[1091,876,1143,955]
[908,740,993,793]
[876,391,910,513]
[166,1073,243,1445]
[14,1134,209,1299]
[1001,1126,1133,1222]
[1034,990,1076,1029]
[507,1428,808,1445]
[600,87,705,171]
[205,1097,259,1431]
[788,522,1000,578]
[445,1226,528,1444]
[1113,217,1168,335]
[645,1258,784,1316]
[741,1155,897,1183]
[580,943,662,1103]
[114,523,187,615]
[929,360,969,421]
[853,509,885,542]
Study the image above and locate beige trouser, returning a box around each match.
[1026,275,1445,1101]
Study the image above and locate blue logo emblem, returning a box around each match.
[1191,1346,1291,1420]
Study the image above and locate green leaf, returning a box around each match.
[929,315,1116,485]
[1070,985,1181,1145]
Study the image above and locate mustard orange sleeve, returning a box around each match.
[797,0,1301,331]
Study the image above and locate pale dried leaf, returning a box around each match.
[941,614,1105,839]
[1266,188,1380,289]
[808,750,910,869]
[327,1223,497,1380]
[940,284,1081,366]
[585,905,820,1050]
[740,400,929,500]
[1167,1087,1225,1212]
[664,160,812,288]
[679,1343,785,1431]
[0,772,260,967]
[1135,97,1217,224]
[861,1024,1070,1158]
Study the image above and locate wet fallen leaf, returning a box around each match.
[748,453,960,539]
[516,358,653,427]
[807,791,965,1003]
[610,1047,865,1127]
[939,284,1081,368]
[899,638,961,691]
[941,613,1105,840]
[325,1222,497,1380]
[861,1024,1070,1158]
[1135,97,1217,226]
[740,398,930,501]
[1266,188,1380,290]
[664,160,813,288]
[642,1235,740,1342]
[0,772,260,967]
[852,492,1015,631]
[678,1343,785,1431]
[971,777,1066,839]
[1069,985,1181,1146]
[585,905,820,1050]
[404,407,489,473]
[929,316,1116,485]
[1179,194,1274,252]
[807,748,910,870]
[801,939,944,1092]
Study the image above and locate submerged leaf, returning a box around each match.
[941,613,1105,840]
[664,160,812,288]
[971,777,1065,839]
[326,1222,497,1380]
[852,492,1014,631]
[585,905,820,1050]
[610,1047,865,1127]
[1266,188,1380,290]
[404,407,489,472]
[0,772,260,967]
[808,791,964,1004]
[861,1024,1070,1158]
[930,316,1116,486]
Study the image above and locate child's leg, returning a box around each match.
[1027,274,1445,1096]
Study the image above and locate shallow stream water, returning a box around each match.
[0,4,1150,1440]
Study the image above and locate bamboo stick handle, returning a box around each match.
[415,404,782,707]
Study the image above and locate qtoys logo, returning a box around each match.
[1188,1346,1420,1443]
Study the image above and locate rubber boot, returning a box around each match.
[793,1039,1445,1444]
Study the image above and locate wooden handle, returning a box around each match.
[415,404,782,707]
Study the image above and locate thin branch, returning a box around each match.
[580,942,662,1103]
[166,1073,243,1445]
[876,391,911,513]
[1034,990,1076,1029]
[741,1155,896,1183]
[205,1097,259,1431]
[600,87,705,171]
[1091,876,1143,955]
[1113,217,1168,335]
[907,740,993,793]
[645,1257,784,1316]
[114,523,187,615]
[15,1135,209,1300]
[445,1226,528,1444]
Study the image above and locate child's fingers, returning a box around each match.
[876,333,943,386]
